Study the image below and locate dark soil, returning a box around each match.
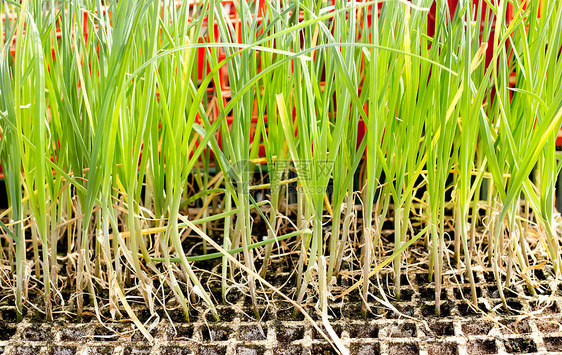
[457,301,485,316]
[543,336,562,352]
[0,323,17,340]
[530,301,558,314]
[14,347,41,355]
[275,324,305,343]
[272,344,304,355]
[201,325,231,341]
[421,301,452,318]
[397,289,415,302]
[236,344,267,354]
[60,327,87,342]
[1,308,18,322]
[466,339,497,354]
[388,303,416,319]
[167,324,194,340]
[386,322,416,338]
[499,319,531,334]
[342,303,380,320]
[427,342,458,355]
[48,346,77,355]
[420,287,448,301]
[535,319,560,333]
[92,326,121,341]
[387,342,419,355]
[241,307,273,322]
[461,320,494,336]
[311,324,344,340]
[205,307,237,323]
[427,321,455,336]
[1,264,560,355]
[349,342,380,355]
[238,324,267,341]
[310,342,337,355]
[503,338,537,353]
[486,286,517,299]
[23,325,52,341]
[276,308,305,321]
[453,286,482,299]
[349,323,379,339]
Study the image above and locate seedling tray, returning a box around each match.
[2,265,561,355]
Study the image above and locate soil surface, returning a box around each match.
[1,266,561,354]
